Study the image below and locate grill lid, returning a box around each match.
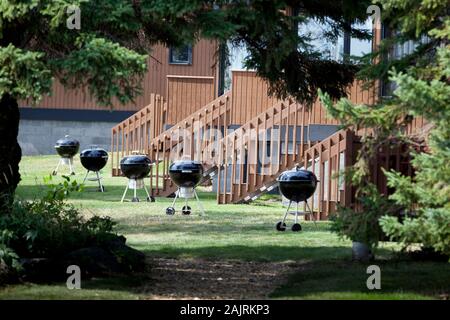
[80,146,108,171]
[277,167,317,183]
[80,145,108,156]
[120,155,152,179]
[169,160,203,173]
[277,166,317,202]
[54,135,80,157]
[55,135,80,147]
[169,160,204,188]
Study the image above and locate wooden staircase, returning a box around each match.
[109,87,354,220]
[111,93,166,176]
[148,91,232,197]
[216,98,315,204]
[301,129,355,220]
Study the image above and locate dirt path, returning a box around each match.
[140,258,303,299]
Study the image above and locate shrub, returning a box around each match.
[0,176,117,269]
[330,183,396,250]
[380,208,450,259]
[0,230,20,270]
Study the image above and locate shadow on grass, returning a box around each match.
[16,184,217,202]
[270,259,450,299]
[16,184,143,202]
[116,218,332,235]
[80,273,149,292]
[5,253,447,300]
[138,245,391,262]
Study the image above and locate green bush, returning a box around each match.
[330,184,395,250]
[380,208,450,259]
[0,176,117,269]
[378,42,450,260]
[0,230,20,270]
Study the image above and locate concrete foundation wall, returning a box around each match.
[19,119,114,155]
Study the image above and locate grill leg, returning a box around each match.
[96,171,104,192]
[143,184,151,198]
[68,158,75,175]
[121,184,129,203]
[53,159,62,175]
[170,190,179,208]
[82,170,89,184]
[295,202,299,224]
[282,201,291,224]
[194,189,205,216]
[305,201,317,228]
[133,182,138,201]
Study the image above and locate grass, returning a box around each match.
[0,154,448,300]
[271,260,450,300]
[0,275,144,300]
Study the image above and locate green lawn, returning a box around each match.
[0,155,448,300]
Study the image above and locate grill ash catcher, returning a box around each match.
[52,135,80,176]
[276,166,318,231]
[80,146,108,192]
[166,160,205,216]
[120,155,155,202]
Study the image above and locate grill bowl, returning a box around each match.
[169,160,204,188]
[120,155,152,179]
[80,147,108,171]
[54,136,80,158]
[277,168,317,202]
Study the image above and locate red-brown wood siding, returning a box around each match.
[165,75,216,124]
[19,39,218,111]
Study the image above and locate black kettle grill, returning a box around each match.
[52,135,80,175]
[276,166,318,232]
[120,155,154,202]
[165,160,205,216]
[80,146,108,192]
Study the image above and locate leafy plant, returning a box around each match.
[0,176,117,268]
[0,229,20,270]
[42,174,83,201]
[330,183,396,249]
[379,61,450,258]
[321,0,449,259]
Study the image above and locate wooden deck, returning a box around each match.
[110,70,425,219]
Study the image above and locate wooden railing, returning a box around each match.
[111,94,166,176]
[301,128,418,220]
[148,91,232,197]
[302,129,356,220]
[216,98,316,204]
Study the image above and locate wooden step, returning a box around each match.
[148,91,232,198]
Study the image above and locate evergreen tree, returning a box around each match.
[0,0,371,211]
[321,0,449,257]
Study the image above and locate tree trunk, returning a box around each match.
[0,94,21,212]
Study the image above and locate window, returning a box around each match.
[169,45,192,65]
[379,25,430,97]
[348,19,373,59]
[298,19,372,62]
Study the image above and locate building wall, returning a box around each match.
[229,70,375,126]
[18,40,219,155]
[19,119,114,155]
[166,75,216,124]
[230,70,279,125]
[19,39,218,112]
